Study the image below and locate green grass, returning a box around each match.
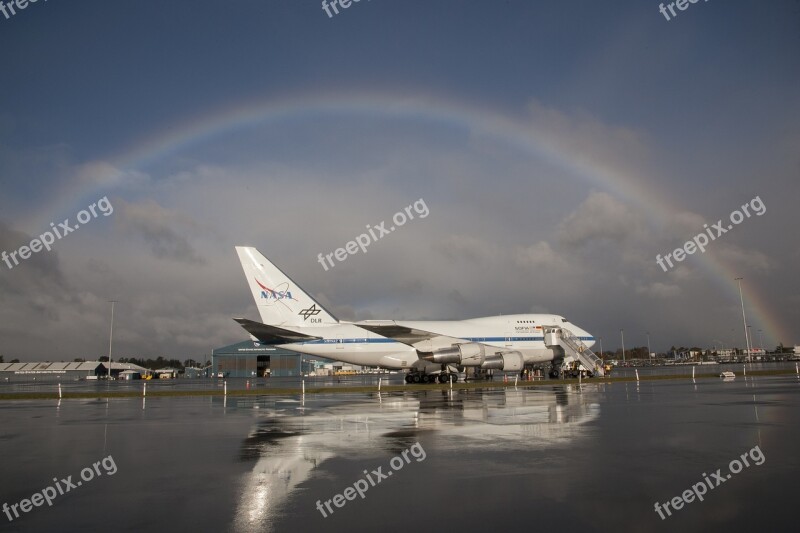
[0,368,796,401]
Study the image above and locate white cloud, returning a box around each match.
[515,241,567,270]
[557,192,647,247]
[116,199,205,263]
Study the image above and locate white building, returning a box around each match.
[0,361,148,381]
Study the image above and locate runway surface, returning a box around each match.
[1,375,798,532]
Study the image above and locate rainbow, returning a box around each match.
[44,90,791,346]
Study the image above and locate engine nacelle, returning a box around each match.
[481,351,525,372]
[424,343,486,365]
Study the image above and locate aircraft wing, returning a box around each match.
[233,318,322,344]
[355,321,486,354]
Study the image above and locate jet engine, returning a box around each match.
[423,343,486,365]
[424,344,525,371]
[480,351,525,372]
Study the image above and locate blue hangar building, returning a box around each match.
[212,340,316,378]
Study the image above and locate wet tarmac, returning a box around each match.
[2,361,797,396]
[1,374,798,532]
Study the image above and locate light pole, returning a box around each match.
[735,278,752,363]
[598,337,603,359]
[646,331,652,359]
[620,329,625,363]
[714,339,725,358]
[758,329,764,355]
[108,300,117,380]
[748,326,753,359]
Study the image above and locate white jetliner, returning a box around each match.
[234,246,604,382]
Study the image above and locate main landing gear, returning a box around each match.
[549,359,564,379]
[404,370,459,384]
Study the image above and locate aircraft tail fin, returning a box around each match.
[235,246,338,327]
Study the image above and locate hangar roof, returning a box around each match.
[0,361,148,373]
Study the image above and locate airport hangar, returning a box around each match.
[0,361,149,381]
[212,340,322,378]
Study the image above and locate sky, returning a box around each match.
[0,0,798,361]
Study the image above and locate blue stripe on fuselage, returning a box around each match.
[295,336,594,345]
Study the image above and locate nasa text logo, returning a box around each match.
[255,279,295,303]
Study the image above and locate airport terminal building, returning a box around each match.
[212,341,315,378]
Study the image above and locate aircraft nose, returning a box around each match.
[576,326,596,348]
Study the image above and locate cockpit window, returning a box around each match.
[562,318,568,323]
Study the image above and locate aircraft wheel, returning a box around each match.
[412,374,422,384]
[437,374,447,383]
[405,374,414,384]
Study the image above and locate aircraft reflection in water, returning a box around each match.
[224,386,600,531]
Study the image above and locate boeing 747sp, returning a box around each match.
[233,246,604,382]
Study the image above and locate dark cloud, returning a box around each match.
[116,200,206,264]
[0,1,797,360]
[0,219,69,307]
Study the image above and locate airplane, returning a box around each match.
[233,246,604,383]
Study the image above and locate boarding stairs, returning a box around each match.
[546,327,605,377]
